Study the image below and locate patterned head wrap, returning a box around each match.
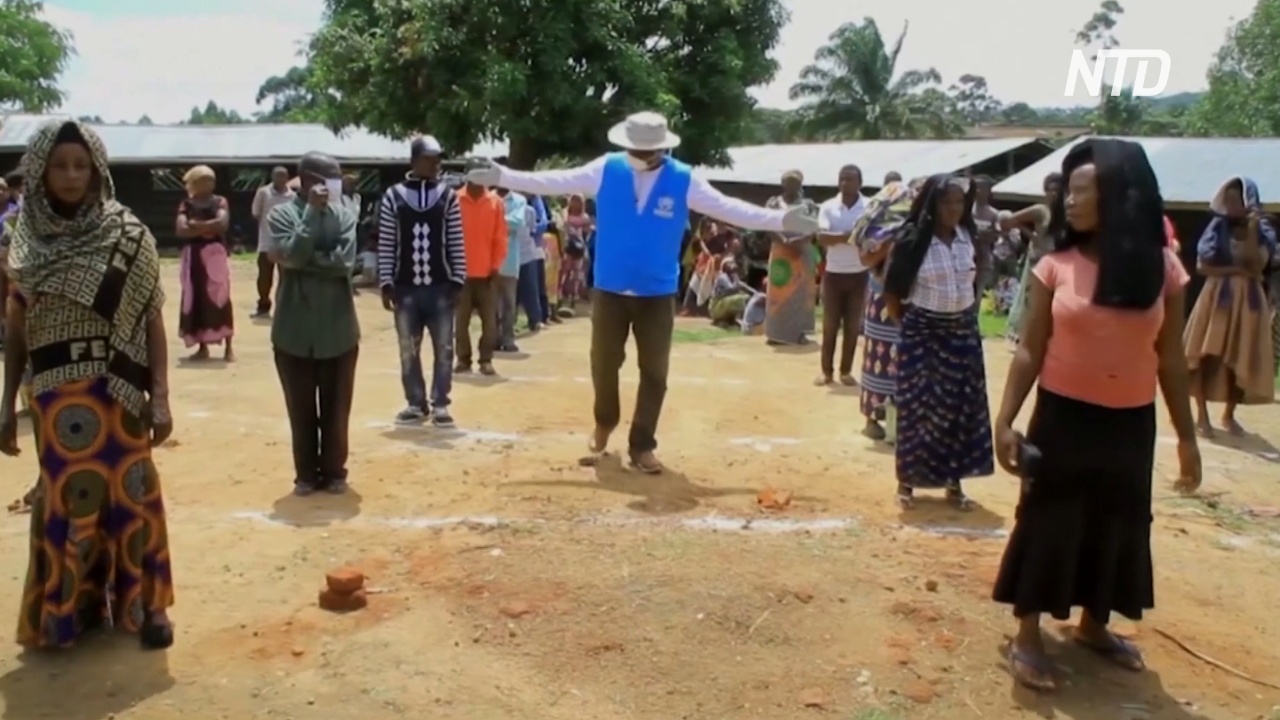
[6,120,164,417]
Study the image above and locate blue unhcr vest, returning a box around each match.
[593,153,692,296]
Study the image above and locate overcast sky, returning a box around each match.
[42,0,1258,124]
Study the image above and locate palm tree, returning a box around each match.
[788,19,954,140]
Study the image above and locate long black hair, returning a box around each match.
[883,174,977,300]
[1049,138,1165,309]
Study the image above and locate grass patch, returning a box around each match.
[851,709,903,720]
[672,326,737,343]
[1167,495,1254,535]
[978,309,1009,338]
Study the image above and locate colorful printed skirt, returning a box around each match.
[764,239,816,344]
[859,287,898,419]
[19,376,175,647]
[894,306,994,489]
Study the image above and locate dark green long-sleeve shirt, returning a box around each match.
[266,198,360,359]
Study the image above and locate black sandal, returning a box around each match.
[140,613,174,650]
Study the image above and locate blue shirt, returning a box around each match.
[593,153,692,296]
[531,196,549,243]
[500,192,527,277]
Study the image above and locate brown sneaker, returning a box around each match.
[479,361,496,376]
[455,361,472,374]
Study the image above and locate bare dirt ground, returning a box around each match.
[2,259,1280,720]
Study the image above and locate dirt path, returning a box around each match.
[1,260,1279,720]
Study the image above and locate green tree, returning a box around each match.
[742,107,806,144]
[1186,0,1280,136]
[184,100,247,125]
[0,0,75,112]
[136,114,154,125]
[788,19,958,140]
[305,0,787,168]
[1072,0,1173,136]
[948,74,1002,125]
[255,65,330,123]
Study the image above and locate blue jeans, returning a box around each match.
[516,261,543,329]
[394,285,456,408]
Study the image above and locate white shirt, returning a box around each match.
[818,195,867,273]
[496,155,788,233]
[909,227,977,313]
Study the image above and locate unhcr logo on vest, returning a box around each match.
[654,196,676,219]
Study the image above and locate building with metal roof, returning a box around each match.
[693,138,1054,189]
[0,114,507,164]
[993,136,1280,210]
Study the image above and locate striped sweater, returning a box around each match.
[376,175,466,288]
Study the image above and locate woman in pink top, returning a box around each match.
[990,139,1201,692]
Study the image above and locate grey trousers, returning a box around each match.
[495,275,519,346]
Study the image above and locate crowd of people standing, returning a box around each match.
[0,113,1274,702]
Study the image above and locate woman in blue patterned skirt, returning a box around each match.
[882,175,994,509]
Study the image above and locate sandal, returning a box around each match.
[946,484,974,511]
[1073,631,1145,672]
[896,485,914,510]
[862,422,886,441]
[1008,644,1057,691]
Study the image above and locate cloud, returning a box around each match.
[42,1,323,122]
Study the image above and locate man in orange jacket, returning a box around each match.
[457,180,508,375]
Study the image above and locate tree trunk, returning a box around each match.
[507,137,539,170]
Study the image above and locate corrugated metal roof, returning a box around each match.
[0,114,508,164]
[993,136,1280,209]
[694,138,1049,187]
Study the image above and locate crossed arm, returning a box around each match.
[267,204,357,277]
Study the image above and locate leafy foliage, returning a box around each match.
[255,65,331,123]
[304,0,788,168]
[788,20,954,139]
[0,0,74,113]
[184,100,249,125]
[1184,0,1280,136]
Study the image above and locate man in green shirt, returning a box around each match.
[266,152,361,496]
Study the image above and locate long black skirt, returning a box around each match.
[991,387,1156,624]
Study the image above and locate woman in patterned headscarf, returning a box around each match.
[850,181,914,441]
[1183,176,1276,436]
[177,164,235,361]
[0,120,176,650]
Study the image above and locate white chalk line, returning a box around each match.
[228,509,1016,539]
[368,369,748,386]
